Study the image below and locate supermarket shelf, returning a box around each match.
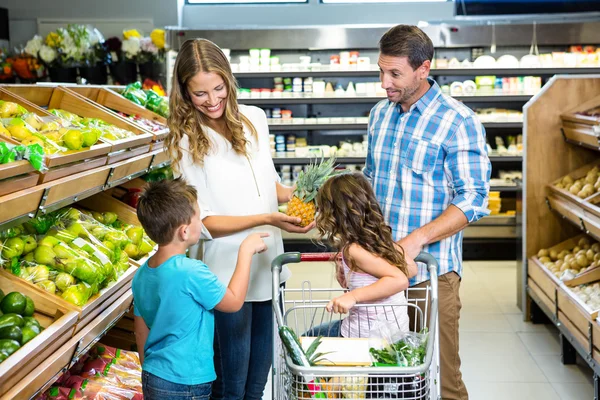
[268,122,522,131]
[235,67,600,79]
[492,185,522,192]
[272,156,522,165]
[239,93,532,105]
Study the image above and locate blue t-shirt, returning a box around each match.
[132,254,226,385]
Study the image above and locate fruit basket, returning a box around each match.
[68,86,169,141]
[0,88,113,169]
[0,278,79,397]
[561,93,600,149]
[2,85,154,154]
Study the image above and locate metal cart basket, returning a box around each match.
[271,252,441,400]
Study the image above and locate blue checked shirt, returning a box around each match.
[364,79,491,285]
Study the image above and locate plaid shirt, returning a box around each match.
[364,79,491,285]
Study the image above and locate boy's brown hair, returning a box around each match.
[137,178,198,245]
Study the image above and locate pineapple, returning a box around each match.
[286,156,338,227]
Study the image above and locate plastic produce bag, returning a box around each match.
[1,117,66,155]
[145,89,169,118]
[0,141,47,171]
[122,82,147,106]
[368,316,428,367]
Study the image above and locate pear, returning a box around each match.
[23,252,35,263]
[38,235,60,248]
[124,243,140,258]
[0,102,21,118]
[62,129,83,151]
[102,240,115,251]
[53,243,77,259]
[23,113,44,131]
[34,245,57,266]
[126,227,144,245]
[65,208,82,221]
[44,131,63,145]
[7,119,33,141]
[66,221,87,238]
[54,229,76,243]
[40,120,62,132]
[139,238,155,255]
[29,264,50,283]
[2,237,25,259]
[55,272,76,292]
[92,212,105,224]
[21,235,37,254]
[36,280,56,294]
[103,212,118,226]
[21,136,45,147]
[82,128,101,148]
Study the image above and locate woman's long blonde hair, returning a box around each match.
[316,173,408,276]
[166,39,257,171]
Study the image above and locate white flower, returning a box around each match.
[122,37,141,58]
[140,37,158,54]
[25,35,43,56]
[39,45,57,63]
[87,27,101,46]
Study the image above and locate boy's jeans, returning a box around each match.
[211,300,272,400]
[142,371,211,400]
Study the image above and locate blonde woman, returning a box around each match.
[166,39,312,400]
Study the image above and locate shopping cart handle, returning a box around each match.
[415,252,439,271]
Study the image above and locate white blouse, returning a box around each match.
[179,105,290,301]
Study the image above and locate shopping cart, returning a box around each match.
[271,252,440,400]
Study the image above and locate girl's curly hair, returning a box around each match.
[166,38,256,172]
[315,172,408,276]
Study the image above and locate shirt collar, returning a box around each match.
[393,78,441,115]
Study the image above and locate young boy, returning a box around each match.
[132,178,268,400]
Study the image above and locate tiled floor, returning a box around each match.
[264,260,596,399]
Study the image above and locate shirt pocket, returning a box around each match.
[400,138,441,175]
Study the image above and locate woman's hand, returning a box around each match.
[276,182,296,204]
[267,212,314,233]
[326,292,357,314]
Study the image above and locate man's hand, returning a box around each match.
[396,231,427,260]
[326,292,357,314]
[268,212,314,233]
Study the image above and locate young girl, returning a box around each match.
[312,172,417,338]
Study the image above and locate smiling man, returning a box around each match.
[364,25,491,400]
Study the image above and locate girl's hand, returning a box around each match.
[267,212,313,233]
[326,292,357,314]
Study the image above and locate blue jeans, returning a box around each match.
[304,319,342,337]
[211,301,273,400]
[142,371,212,400]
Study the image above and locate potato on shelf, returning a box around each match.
[536,236,600,280]
[554,165,600,199]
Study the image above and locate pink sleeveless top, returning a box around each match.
[340,254,410,338]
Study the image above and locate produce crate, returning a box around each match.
[0,185,46,225]
[3,85,154,153]
[0,277,79,397]
[36,155,108,184]
[106,143,151,165]
[0,160,35,181]
[547,160,600,206]
[148,143,170,167]
[0,172,38,197]
[547,194,586,229]
[67,86,169,140]
[0,264,137,334]
[0,289,133,400]
[561,93,600,148]
[0,88,113,169]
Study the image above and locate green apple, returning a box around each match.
[34,245,57,267]
[2,237,25,259]
[66,221,87,238]
[21,235,37,254]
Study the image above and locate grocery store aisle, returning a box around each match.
[264,261,595,400]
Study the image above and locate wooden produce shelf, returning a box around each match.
[0,278,79,398]
[0,160,35,181]
[68,86,169,141]
[0,88,112,169]
[0,265,136,334]
[0,172,38,197]
[560,93,600,151]
[0,289,133,400]
[3,85,154,153]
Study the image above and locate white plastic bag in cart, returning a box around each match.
[368,315,428,367]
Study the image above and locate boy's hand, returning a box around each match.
[326,292,357,314]
[241,233,270,255]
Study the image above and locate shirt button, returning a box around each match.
[387,197,392,202]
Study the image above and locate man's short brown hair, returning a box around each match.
[137,178,198,245]
[379,25,434,70]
